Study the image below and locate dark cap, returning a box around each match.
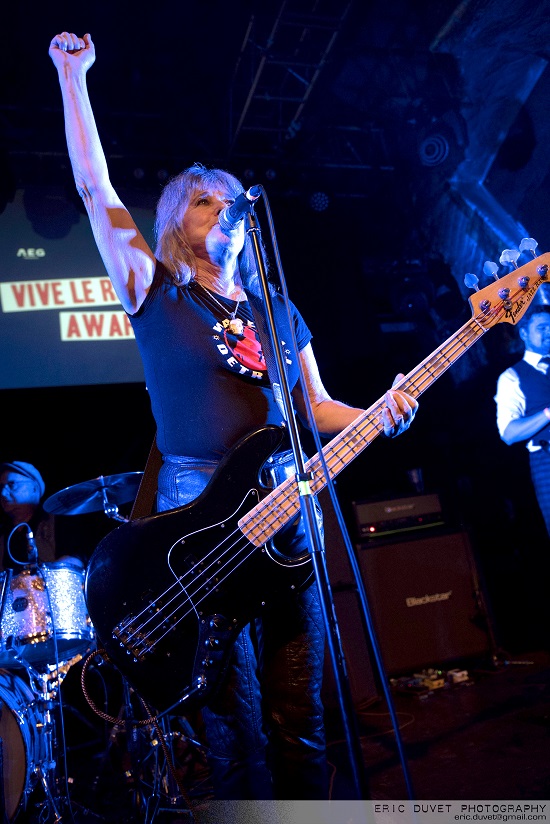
[0,461,46,498]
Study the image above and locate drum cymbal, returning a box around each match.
[43,472,143,515]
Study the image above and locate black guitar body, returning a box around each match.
[85,425,313,716]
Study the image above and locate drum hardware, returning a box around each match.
[78,651,202,823]
[24,667,87,824]
[0,658,107,823]
[0,668,56,823]
[0,558,96,822]
[43,473,144,523]
[31,678,63,824]
[140,716,200,824]
[41,654,84,694]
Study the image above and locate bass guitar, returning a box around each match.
[85,247,550,715]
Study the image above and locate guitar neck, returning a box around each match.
[239,313,487,546]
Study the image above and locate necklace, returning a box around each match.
[195,281,246,336]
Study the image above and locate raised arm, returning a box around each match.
[49,32,155,313]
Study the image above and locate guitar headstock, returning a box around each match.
[464,240,550,329]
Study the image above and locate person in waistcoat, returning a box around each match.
[494,305,550,537]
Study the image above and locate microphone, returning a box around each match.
[25,525,39,565]
[218,185,262,232]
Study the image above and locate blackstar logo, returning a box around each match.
[406,590,452,607]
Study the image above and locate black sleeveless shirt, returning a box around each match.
[129,262,312,459]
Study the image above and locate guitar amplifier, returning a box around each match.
[355,529,492,674]
[353,493,444,540]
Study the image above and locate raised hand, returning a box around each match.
[48,32,95,74]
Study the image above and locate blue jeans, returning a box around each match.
[156,450,328,800]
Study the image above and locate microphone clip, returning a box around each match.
[24,524,39,567]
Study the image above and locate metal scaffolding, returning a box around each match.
[227,1,355,162]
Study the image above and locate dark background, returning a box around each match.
[1,0,549,653]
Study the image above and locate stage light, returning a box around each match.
[418,133,450,167]
[309,192,330,212]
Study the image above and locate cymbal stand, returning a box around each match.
[101,488,129,523]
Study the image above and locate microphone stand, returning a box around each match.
[245,208,371,800]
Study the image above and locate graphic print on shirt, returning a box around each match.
[211,318,292,381]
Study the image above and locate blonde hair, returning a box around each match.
[154,163,265,289]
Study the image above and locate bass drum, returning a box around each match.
[0,669,44,821]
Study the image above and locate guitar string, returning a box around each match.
[128,541,258,655]
[118,501,271,644]
[124,316,487,652]
[134,482,315,652]
[120,526,261,642]
[119,296,519,652]
[240,314,489,540]
[125,472,316,649]
[127,463,320,649]
[121,488,316,644]
[123,314,490,651]
[124,466,319,646]
[143,541,263,653]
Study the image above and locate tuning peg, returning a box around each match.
[519,237,538,257]
[499,249,521,268]
[464,272,479,291]
[483,261,499,280]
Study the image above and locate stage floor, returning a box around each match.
[4,646,550,822]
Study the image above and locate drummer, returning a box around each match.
[0,460,84,572]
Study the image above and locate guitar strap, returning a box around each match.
[129,290,285,521]
[129,435,163,520]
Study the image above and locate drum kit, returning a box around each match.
[0,471,155,823]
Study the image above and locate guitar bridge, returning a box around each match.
[113,623,150,660]
[112,600,176,660]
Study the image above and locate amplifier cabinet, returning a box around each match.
[355,530,491,675]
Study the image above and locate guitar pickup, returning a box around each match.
[112,593,181,661]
